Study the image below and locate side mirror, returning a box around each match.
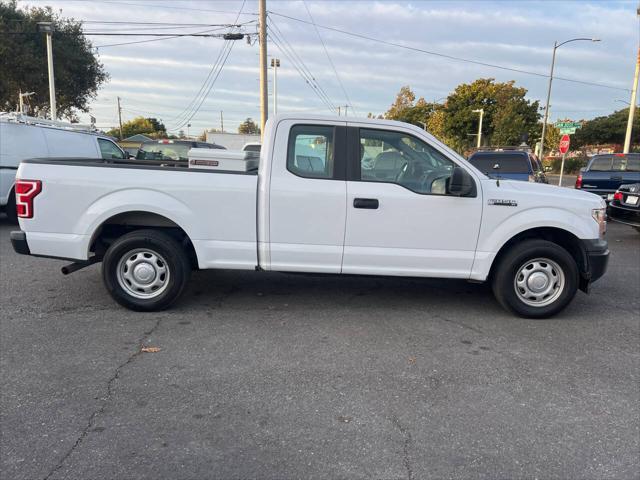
[449,166,476,197]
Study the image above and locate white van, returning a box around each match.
[0,114,126,222]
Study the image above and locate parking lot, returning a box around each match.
[1,218,638,479]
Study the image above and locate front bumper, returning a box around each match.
[10,230,30,255]
[580,238,609,289]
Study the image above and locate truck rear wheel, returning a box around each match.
[102,229,191,311]
[491,239,578,318]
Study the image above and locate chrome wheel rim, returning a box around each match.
[116,248,170,299]
[514,257,565,307]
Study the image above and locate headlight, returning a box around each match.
[592,208,607,237]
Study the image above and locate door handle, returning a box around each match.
[353,198,379,209]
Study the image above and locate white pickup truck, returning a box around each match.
[10,114,609,318]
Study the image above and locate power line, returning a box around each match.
[268,18,337,113]
[268,10,630,93]
[93,26,237,48]
[267,26,335,114]
[302,0,356,115]
[170,0,246,130]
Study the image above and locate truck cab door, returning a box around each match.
[342,124,483,278]
[264,120,347,273]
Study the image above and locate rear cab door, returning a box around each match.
[263,118,348,273]
[342,122,483,278]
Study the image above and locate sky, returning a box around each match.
[17,0,640,134]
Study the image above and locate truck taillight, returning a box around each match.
[15,179,42,218]
[575,174,582,189]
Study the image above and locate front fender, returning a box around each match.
[470,207,598,281]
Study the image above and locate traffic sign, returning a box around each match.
[559,127,577,135]
[559,134,571,155]
[555,121,581,129]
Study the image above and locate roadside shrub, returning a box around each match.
[546,156,588,174]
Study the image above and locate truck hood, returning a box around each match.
[481,178,606,210]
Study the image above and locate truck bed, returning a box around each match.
[17,157,259,269]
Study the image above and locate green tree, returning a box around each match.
[238,117,259,135]
[572,108,639,148]
[384,86,439,128]
[442,78,540,151]
[0,0,107,118]
[107,117,167,139]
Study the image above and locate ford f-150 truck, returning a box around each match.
[10,115,609,318]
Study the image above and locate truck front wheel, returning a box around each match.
[491,239,579,318]
[102,229,191,311]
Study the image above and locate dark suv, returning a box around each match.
[136,140,225,162]
[467,150,547,183]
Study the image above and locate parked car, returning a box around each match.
[136,139,225,162]
[575,153,640,200]
[242,142,262,153]
[608,183,640,230]
[0,113,126,223]
[467,150,548,183]
[11,114,608,318]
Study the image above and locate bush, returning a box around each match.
[546,156,588,174]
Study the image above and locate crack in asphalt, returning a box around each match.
[433,313,484,334]
[42,316,164,480]
[391,415,414,480]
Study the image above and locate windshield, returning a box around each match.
[137,142,191,161]
[469,153,530,174]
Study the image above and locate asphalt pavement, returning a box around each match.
[1,218,638,480]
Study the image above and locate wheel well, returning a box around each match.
[489,227,587,280]
[89,211,198,268]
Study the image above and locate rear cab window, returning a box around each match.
[137,141,191,161]
[469,153,531,174]
[287,125,335,179]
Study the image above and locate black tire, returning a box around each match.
[491,239,579,319]
[102,229,191,311]
[5,189,17,224]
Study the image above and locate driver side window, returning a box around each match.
[359,128,455,194]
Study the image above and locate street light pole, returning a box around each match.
[539,38,600,160]
[623,47,639,153]
[258,0,268,140]
[271,58,280,116]
[38,22,57,120]
[472,109,484,148]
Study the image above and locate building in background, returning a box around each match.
[118,133,153,157]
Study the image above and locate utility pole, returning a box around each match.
[258,0,268,139]
[624,46,639,153]
[37,22,56,120]
[271,58,280,116]
[472,109,484,149]
[220,111,224,132]
[117,96,123,140]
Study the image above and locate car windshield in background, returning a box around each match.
[589,154,640,172]
[469,153,530,173]
[137,143,191,161]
